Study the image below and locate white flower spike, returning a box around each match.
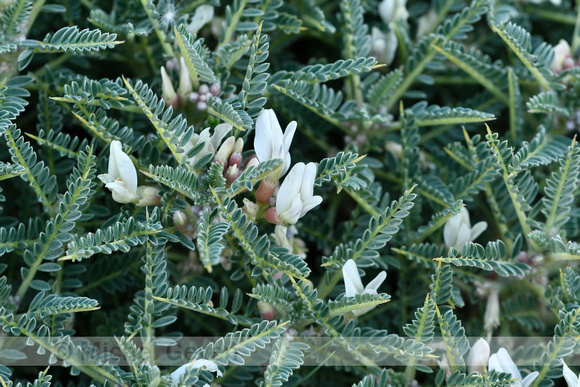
[342,259,387,316]
[466,338,490,375]
[562,360,580,387]
[97,141,138,204]
[254,109,297,181]
[272,162,322,225]
[170,358,222,386]
[443,207,487,251]
[488,348,538,387]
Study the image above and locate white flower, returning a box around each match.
[484,288,500,332]
[184,123,231,165]
[187,5,214,35]
[378,0,409,25]
[275,162,322,225]
[443,207,487,250]
[98,141,138,204]
[342,259,387,316]
[371,27,398,66]
[171,358,222,386]
[467,338,490,374]
[489,348,539,387]
[178,57,192,97]
[551,40,573,73]
[562,360,580,387]
[254,109,297,181]
[416,10,438,38]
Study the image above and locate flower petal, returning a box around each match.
[211,123,232,150]
[277,195,302,224]
[454,224,472,251]
[521,371,539,387]
[467,338,490,375]
[300,195,323,217]
[343,259,365,297]
[495,348,521,381]
[365,271,386,292]
[562,360,580,387]
[277,163,305,214]
[470,221,487,241]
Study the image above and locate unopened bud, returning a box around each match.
[242,198,259,220]
[467,338,490,375]
[135,186,161,206]
[233,137,243,154]
[256,179,277,204]
[210,83,221,96]
[173,210,188,231]
[214,136,236,165]
[199,84,210,94]
[161,66,178,108]
[265,207,281,224]
[229,152,243,168]
[245,157,259,171]
[196,101,208,110]
[225,164,240,185]
[178,57,192,97]
[258,301,276,321]
[188,92,199,103]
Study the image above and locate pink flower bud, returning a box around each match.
[199,84,210,94]
[257,301,276,321]
[188,92,199,103]
[196,101,208,111]
[225,164,240,185]
[256,179,278,204]
[265,207,281,224]
[210,83,221,96]
[229,152,243,168]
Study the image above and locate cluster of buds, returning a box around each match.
[215,135,255,185]
[160,58,221,111]
[188,83,221,111]
[97,141,161,206]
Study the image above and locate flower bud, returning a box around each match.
[210,83,221,96]
[257,301,276,321]
[229,152,243,168]
[196,101,208,111]
[551,40,572,73]
[135,186,161,206]
[161,66,178,108]
[467,338,490,374]
[214,136,236,165]
[199,84,210,95]
[245,156,260,171]
[242,198,259,220]
[484,288,500,332]
[225,164,240,185]
[173,210,188,231]
[265,207,281,224]
[178,57,192,97]
[256,179,278,204]
[188,92,199,103]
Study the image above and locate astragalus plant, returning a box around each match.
[3,0,580,386]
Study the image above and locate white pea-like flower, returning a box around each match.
[183,123,231,165]
[274,162,322,225]
[466,338,490,375]
[378,0,409,25]
[562,360,580,387]
[489,348,538,387]
[187,5,214,35]
[170,358,222,386]
[97,141,138,204]
[342,259,387,316]
[371,27,398,66]
[443,207,487,251]
[551,40,573,73]
[254,109,297,181]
